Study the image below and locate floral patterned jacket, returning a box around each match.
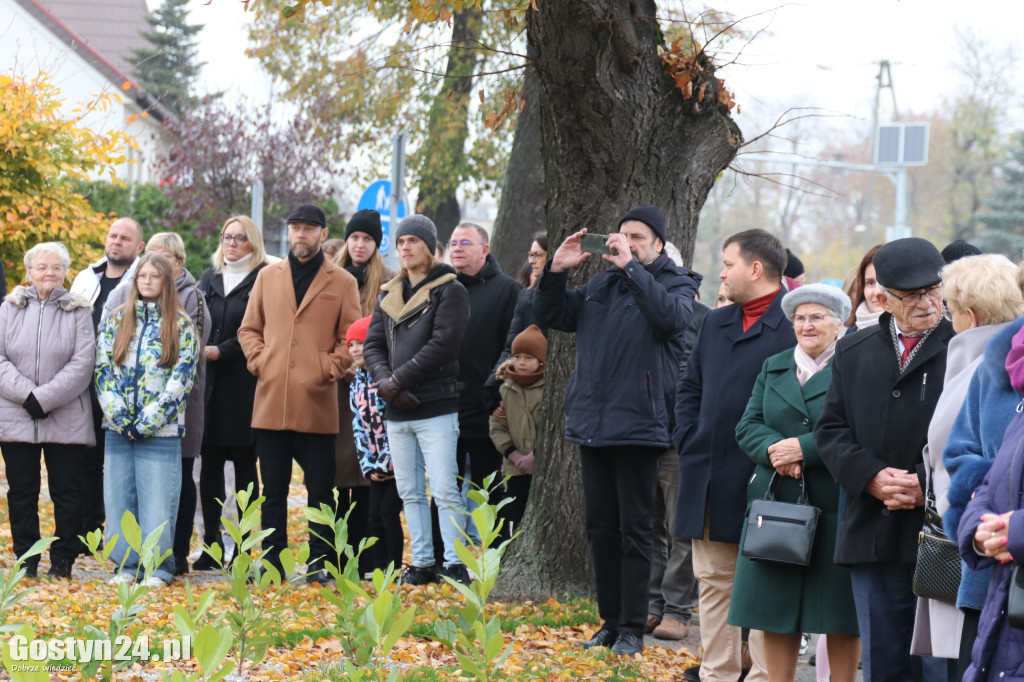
[349,368,391,476]
[95,300,198,439]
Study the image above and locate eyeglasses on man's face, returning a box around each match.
[884,284,943,307]
[222,234,249,244]
[449,240,482,249]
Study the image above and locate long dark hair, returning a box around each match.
[845,244,883,327]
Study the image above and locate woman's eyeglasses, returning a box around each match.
[222,234,249,244]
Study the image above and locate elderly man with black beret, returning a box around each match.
[816,237,956,682]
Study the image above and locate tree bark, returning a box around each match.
[489,61,545,274]
[415,9,483,244]
[495,0,742,602]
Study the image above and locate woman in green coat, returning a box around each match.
[730,283,860,682]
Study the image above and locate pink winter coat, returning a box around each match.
[0,285,96,445]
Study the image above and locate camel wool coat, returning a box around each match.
[238,255,361,434]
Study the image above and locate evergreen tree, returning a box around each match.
[975,131,1024,258]
[128,0,203,116]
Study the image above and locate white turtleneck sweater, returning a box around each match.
[222,253,254,294]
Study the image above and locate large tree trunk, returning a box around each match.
[489,61,545,274]
[415,9,482,244]
[495,0,742,601]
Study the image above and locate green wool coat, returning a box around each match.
[728,349,858,636]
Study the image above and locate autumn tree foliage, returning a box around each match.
[0,74,133,290]
[157,97,345,246]
[247,0,523,241]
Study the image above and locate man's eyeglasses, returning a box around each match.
[222,234,249,244]
[884,284,943,307]
[527,252,546,261]
[450,240,482,248]
[790,314,833,326]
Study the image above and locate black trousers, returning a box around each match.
[458,436,503,495]
[80,387,106,541]
[336,485,370,574]
[498,474,531,543]
[2,442,84,564]
[368,478,404,572]
[255,429,336,572]
[173,458,197,561]
[198,444,259,548]
[579,445,661,637]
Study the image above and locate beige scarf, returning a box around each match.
[794,341,836,386]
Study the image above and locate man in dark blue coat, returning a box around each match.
[535,205,700,656]
[674,229,794,682]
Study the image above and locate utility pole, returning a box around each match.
[861,60,899,236]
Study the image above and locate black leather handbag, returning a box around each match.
[912,502,962,605]
[741,472,821,566]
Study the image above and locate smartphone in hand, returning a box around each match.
[580,233,616,256]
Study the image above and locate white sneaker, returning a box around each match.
[142,576,167,588]
[108,573,135,586]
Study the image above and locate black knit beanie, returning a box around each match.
[345,209,383,248]
[618,205,667,244]
[784,249,805,278]
[940,239,982,265]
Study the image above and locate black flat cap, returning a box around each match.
[286,203,326,227]
[873,237,945,291]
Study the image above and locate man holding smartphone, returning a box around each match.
[534,204,701,655]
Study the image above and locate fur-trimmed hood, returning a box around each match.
[4,285,92,312]
[378,265,457,322]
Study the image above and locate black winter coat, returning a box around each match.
[535,252,700,449]
[816,313,954,565]
[198,263,266,447]
[455,254,521,438]
[673,288,796,543]
[363,264,469,422]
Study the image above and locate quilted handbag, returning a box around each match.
[741,472,821,567]
[912,503,962,605]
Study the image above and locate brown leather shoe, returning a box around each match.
[645,614,661,633]
[652,616,688,640]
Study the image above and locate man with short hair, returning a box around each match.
[449,223,521,495]
[536,205,700,656]
[70,216,146,540]
[238,203,361,583]
[816,237,954,682]
[674,228,795,682]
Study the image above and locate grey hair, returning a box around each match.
[455,222,489,245]
[24,242,71,271]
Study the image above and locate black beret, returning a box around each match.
[873,237,945,291]
[286,203,326,228]
[345,209,383,248]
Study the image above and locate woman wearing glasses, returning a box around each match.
[731,284,861,682]
[0,242,95,579]
[192,216,270,569]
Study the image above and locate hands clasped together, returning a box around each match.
[975,511,1015,563]
[866,467,924,510]
[768,438,804,479]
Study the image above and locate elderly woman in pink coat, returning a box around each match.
[0,242,96,580]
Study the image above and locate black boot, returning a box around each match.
[48,558,73,580]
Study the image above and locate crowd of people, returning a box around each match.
[6,201,1024,682]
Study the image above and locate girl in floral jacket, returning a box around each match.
[95,253,198,586]
[347,316,403,573]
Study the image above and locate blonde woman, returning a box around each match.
[96,253,198,586]
[193,216,269,570]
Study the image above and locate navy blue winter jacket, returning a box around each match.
[534,252,700,449]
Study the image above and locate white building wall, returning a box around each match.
[0,0,169,183]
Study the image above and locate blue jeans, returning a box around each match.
[103,432,181,582]
[386,414,465,568]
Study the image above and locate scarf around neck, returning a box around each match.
[507,367,543,388]
[794,341,836,386]
[854,300,883,330]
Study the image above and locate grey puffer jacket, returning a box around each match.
[0,286,96,445]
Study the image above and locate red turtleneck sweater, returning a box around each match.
[741,287,780,332]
